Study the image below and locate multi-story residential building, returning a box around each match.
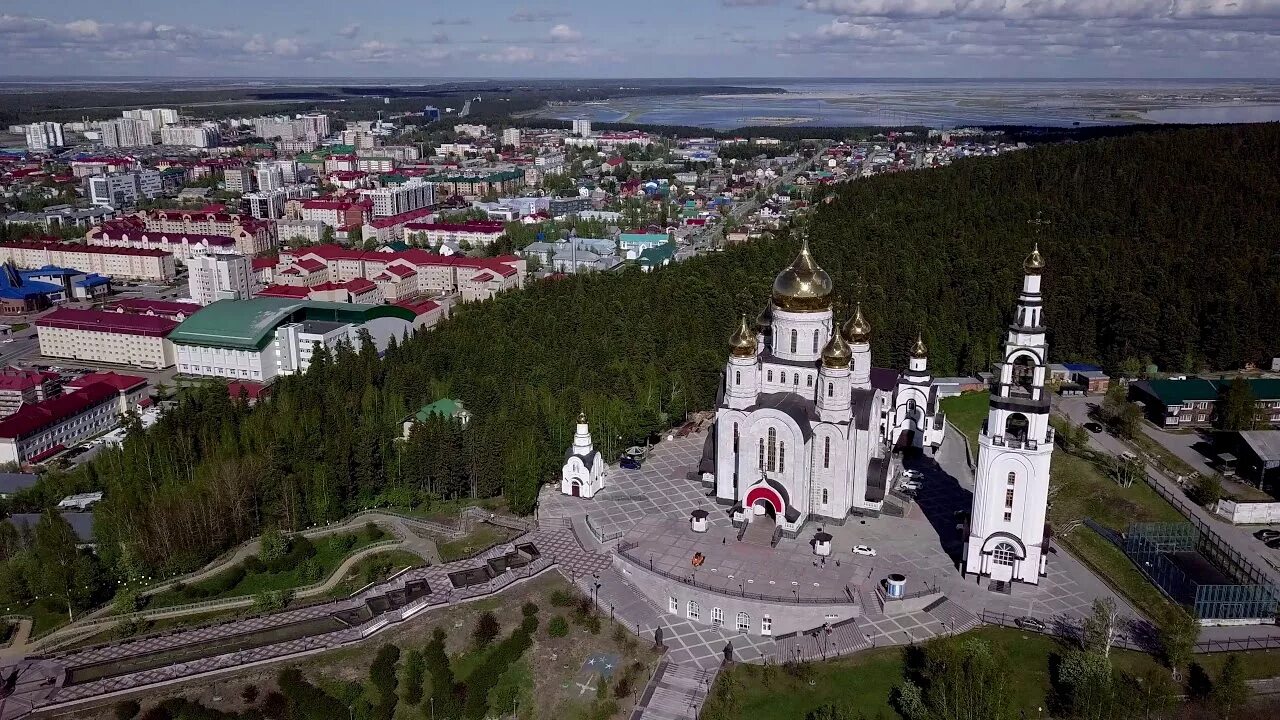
[274,245,524,303]
[245,190,288,220]
[24,122,64,151]
[374,145,421,162]
[159,124,218,148]
[0,367,61,418]
[297,113,331,138]
[0,374,147,465]
[299,199,370,230]
[69,157,134,178]
[276,218,327,245]
[422,170,524,199]
[360,206,436,245]
[255,162,285,193]
[99,118,155,148]
[404,220,507,248]
[0,241,174,281]
[87,169,163,208]
[356,156,395,174]
[502,128,521,147]
[87,212,273,261]
[36,308,177,370]
[223,166,253,194]
[123,108,178,131]
[360,179,435,218]
[188,253,254,305]
[571,117,592,136]
[454,124,488,139]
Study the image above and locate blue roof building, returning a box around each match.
[0,261,63,313]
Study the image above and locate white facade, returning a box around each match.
[710,241,946,535]
[123,108,179,131]
[37,324,176,370]
[88,170,162,208]
[25,122,64,151]
[159,124,218,148]
[561,414,606,498]
[502,128,521,147]
[361,180,435,217]
[964,247,1054,586]
[255,163,285,193]
[100,118,155,147]
[188,254,254,305]
[571,117,592,136]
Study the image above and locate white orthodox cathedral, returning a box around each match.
[707,239,1054,585]
[709,238,946,534]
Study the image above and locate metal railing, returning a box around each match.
[585,514,624,544]
[617,546,857,604]
[980,609,1280,654]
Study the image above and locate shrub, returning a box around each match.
[300,557,323,584]
[113,700,141,720]
[242,555,264,573]
[473,610,500,648]
[363,521,384,542]
[253,589,292,612]
[363,557,394,583]
[521,601,539,617]
[402,649,426,705]
[259,526,288,565]
[260,691,287,720]
[549,589,574,607]
[113,589,143,614]
[548,615,569,638]
[240,685,259,704]
[114,617,145,640]
[332,533,357,553]
[370,643,401,716]
[138,708,172,720]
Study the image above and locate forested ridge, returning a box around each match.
[9,124,1279,587]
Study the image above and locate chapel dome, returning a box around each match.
[821,326,852,369]
[771,237,833,313]
[754,303,773,334]
[729,314,757,357]
[1024,242,1045,275]
[841,302,871,344]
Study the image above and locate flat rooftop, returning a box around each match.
[620,515,864,603]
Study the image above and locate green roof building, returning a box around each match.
[401,398,472,437]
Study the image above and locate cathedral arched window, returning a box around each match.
[806,375,813,387]
[790,329,798,353]
[1007,472,1016,486]
[735,371,740,385]
[766,427,777,471]
[736,611,750,632]
[780,371,786,384]
[768,370,773,382]
[827,382,834,397]
[687,600,700,619]
[823,437,830,468]
[993,543,1017,566]
[758,437,765,470]
[778,441,785,472]
[794,374,800,387]
[812,329,819,353]
[822,488,829,504]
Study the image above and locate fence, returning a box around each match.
[585,514,625,544]
[617,545,856,604]
[980,609,1280,654]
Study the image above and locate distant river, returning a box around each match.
[541,79,1280,130]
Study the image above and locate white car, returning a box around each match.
[853,545,877,557]
[902,469,922,479]
[900,480,922,492]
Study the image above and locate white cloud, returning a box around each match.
[479,45,537,63]
[510,9,568,23]
[549,24,581,42]
[337,23,360,39]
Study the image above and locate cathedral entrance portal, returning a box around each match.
[752,498,777,519]
[743,499,778,547]
[571,481,580,497]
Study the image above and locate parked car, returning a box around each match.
[1254,529,1280,541]
[853,545,877,557]
[1084,422,1104,434]
[620,455,642,470]
[900,480,922,493]
[1015,616,1048,632]
[1266,537,1280,550]
[902,469,922,479]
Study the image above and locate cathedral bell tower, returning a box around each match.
[816,318,852,423]
[724,314,759,411]
[964,243,1054,586]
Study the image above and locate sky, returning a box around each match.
[1,1,1278,79]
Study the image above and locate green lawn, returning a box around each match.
[438,524,518,563]
[1048,449,1184,532]
[322,549,425,600]
[703,626,1280,720]
[7,597,76,638]
[146,529,388,610]
[940,391,988,455]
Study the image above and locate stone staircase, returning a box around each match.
[767,617,870,663]
[923,597,981,635]
[633,660,717,720]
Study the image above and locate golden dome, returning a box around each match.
[754,303,773,334]
[1024,242,1045,274]
[729,314,757,357]
[841,302,871,344]
[911,333,927,358]
[821,326,852,369]
[771,237,833,313]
